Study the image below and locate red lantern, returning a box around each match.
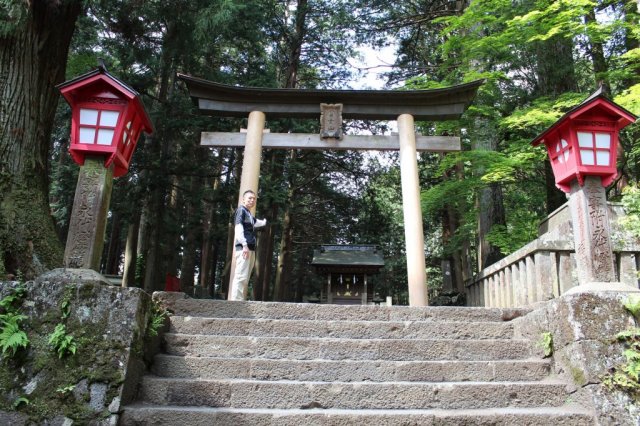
[57,66,153,177]
[531,88,636,192]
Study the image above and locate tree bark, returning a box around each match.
[254,202,278,300]
[104,211,122,274]
[0,1,83,278]
[122,214,140,287]
[283,0,309,88]
[535,35,577,213]
[273,150,297,302]
[253,151,284,301]
[142,21,177,292]
[180,176,203,296]
[273,200,294,301]
[472,117,506,270]
[585,8,610,94]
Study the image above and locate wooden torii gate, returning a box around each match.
[179,74,482,306]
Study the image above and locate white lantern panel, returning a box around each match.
[96,129,115,145]
[595,133,611,149]
[563,150,570,162]
[100,110,120,127]
[596,151,610,166]
[122,122,132,146]
[577,132,593,148]
[580,149,595,165]
[79,109,99,125]
[79,128,96,144]
[561,139,568,148]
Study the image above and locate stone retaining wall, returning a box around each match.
[0,269,153,425]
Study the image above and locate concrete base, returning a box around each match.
[563,281,640,295]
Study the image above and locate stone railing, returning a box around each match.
[465,203,640,308]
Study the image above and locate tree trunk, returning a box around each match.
[199,152,224,294]
[0,1,83,278]
[163,174,182,278]
[180,176,203,296]
[254,202,278,301]
[253,151,284,301]
[122,214,140,287]
[585,8,610,94]
[535,35,577,97]
[273,149,296,302]
[104,212,122,274]
[442,161,468,294]
[535,35,577,213]
[273,201,294,301]
[142,21,178,292]
[472,117,506,270]
[284,0,309,88]
[209,241,220,297]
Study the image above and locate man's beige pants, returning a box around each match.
[229,250,255,301]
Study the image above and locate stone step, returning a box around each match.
[163,334,534,361]
[139,377,572,410]
[121,405,595,426]
[151,354,551,382]
[169,316,515,340]
[155,294,527,322]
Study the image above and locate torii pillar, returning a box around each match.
[227,110,265,294]
[398,114,428,306]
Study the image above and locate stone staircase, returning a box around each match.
[120,299,595,425]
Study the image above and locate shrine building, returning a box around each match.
[311,245,384,305]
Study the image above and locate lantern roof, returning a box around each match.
[57,65,154,133]
[531,86,637,147]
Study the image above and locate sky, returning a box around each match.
[352,43,399,90]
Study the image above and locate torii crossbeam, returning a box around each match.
[179,74,482,306]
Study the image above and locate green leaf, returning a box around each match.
[623,296,640,320]
[0,322,28,356]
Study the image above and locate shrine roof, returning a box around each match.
[311,245,385,268]
[178,74,483,120]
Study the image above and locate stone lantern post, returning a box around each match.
[57,66,153,271]
[531,88,636,288]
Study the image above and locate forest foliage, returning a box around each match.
[1,0,639,304]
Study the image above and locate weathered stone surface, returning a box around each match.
[0,270,152,424]
[169,316,514,340]
[140,377,571,410]
[153,293,526,322]
[121,405,595,426]
[151,355,551,382]
[123,298,593,424]
[162,333,533,361]
[513,291,640,425]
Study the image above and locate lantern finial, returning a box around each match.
[97,58,108,73]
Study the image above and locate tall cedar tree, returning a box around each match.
[0,1,84,278]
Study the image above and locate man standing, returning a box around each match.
[229,190,266,301]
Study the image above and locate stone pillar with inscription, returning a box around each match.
[568,176,616,285]
[64,157,114,270]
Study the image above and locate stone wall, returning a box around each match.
[513,291,640,425]
[0,269,154,425]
